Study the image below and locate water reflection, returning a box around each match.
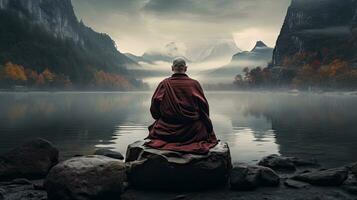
[0,91,356,167]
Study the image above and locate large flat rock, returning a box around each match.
[125,140,232,190]
[292,167,348,186]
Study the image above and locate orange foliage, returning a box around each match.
[3,62,27,81]
[94,70,132,90]
[0,62,72,88]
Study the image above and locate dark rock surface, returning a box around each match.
[0,138,58,180]
[258,154,318,171]
[125,140,232,190]
[292,167,349,186]
[0,179,46,200]
[273,0,357,66]
[45,155,126,200]
[121,186,356,200]
[229,164,280,191]
[94,148,124,160]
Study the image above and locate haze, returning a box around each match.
[72,0,291,56]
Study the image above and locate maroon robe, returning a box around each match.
[145,73,218,154]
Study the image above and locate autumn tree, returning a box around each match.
[3,62,27,81]
[94,70,132,90]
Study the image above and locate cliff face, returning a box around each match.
[273,0,357,66]
[0,0,80,42]
[0,0,139,84]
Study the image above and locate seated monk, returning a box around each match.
[145,58,218,154]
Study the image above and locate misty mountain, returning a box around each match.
[129,42,189,64]
[201,41,273,83]
[0,0,140,84]
[273,0,357,67]
[232,41,273,63]
[191,40,240,62]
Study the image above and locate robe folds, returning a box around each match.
[145,73,218,154]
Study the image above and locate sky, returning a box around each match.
[72,0,291,56]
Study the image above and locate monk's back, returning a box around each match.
[145,58,217,154]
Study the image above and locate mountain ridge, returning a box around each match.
[0,0,141,86]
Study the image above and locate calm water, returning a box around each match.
[0,91,356,167]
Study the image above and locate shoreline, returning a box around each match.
[0,139,356,200]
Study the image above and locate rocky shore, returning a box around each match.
[0,138,356,200]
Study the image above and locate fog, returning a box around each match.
[1,91,357,167]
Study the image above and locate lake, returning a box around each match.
[0,91,356,167]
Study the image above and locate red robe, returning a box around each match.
[145,73,218,154]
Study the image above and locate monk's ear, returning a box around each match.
[184,66,187,72]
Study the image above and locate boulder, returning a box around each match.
[258,154,318,171]
[45,155,126,200]
[292,167,348,186]
[125,140,232,190]
[0,138,59,180]
[229,164,280,191]
[94,148,124,160]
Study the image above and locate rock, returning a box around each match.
[125,140,232,190]
[292,167,348,186]
[0,138,59,180]
[229,164,280,191]
[273,0,357,67]
[284,179,310,189]
[0,180,47,200]
[258,154,318,171]
[94,148,124,160]
[258,155,296,171]
[45,155,126,200]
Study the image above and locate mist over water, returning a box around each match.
[0,91,357,167]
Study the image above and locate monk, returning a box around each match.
[145,58,218,154]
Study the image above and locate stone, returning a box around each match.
[94,148,124,160]
[229,164,280,191]
[125,140,232,190]
[45,155,126,200]
[258,155,296,171]
[0,180,47,200]
[258,154,318,171]
[0,138,59,180]
[292,167,348,186]
[284,179,310,189]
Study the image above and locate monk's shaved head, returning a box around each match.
[172,58,187,74]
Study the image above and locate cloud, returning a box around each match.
[72,0,291,54]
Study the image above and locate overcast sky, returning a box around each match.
[72,0,291,55]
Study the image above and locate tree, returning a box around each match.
[3,62,27,81]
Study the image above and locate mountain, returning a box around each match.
[231,41,273,63]
[202,41,273,83]
[190,40,240,62]
[141,42,189,63]
[273,0,357,67]
[0,0,140,86]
